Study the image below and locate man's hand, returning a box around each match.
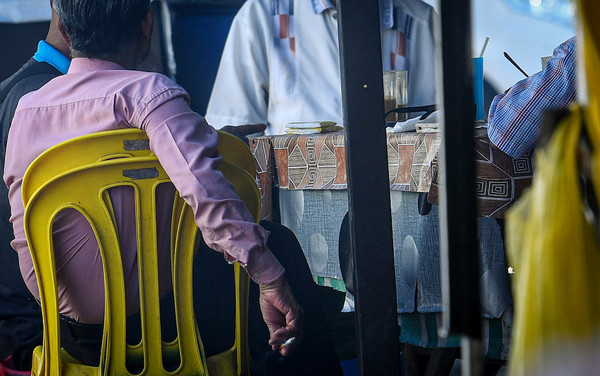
[220,123,267,145]
[258,275,304,356]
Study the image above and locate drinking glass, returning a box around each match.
[383,70,408,122]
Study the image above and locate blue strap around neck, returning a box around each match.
[33,40,70,74]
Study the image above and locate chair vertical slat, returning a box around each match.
[136,183,164,373]
[96,189,130,373]
[172,205,205,373]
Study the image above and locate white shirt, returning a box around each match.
[206,0,438,135]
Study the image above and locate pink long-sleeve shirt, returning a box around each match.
[4,58,284,324]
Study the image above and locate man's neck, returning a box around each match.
[45,37,69,58]
[46,12,70,57]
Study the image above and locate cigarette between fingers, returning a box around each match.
[279,337,296,349]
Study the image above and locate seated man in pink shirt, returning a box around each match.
[3,0,341,374]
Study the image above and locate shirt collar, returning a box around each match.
[67,58,126,74]
[311,0,335,14]
[32,40,70,74]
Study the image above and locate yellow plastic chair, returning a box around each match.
[216,131,258,180]
[22,129,259,375]
[22,129,257,204]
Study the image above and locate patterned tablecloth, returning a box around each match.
[249,129,533,218]
[428,131,534,218]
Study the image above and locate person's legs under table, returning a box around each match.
[193,220,343,376]
[247,220,343,376]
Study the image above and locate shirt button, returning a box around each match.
[253,272,261,279]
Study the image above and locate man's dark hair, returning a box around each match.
[53,0,149,59]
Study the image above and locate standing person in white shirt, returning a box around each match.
[205,0,437,135]
[206,0,450,374]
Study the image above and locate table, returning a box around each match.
[249,129,532,319]
[251,129,534,218]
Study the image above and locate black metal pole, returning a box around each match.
[438,0,481,341]
[337,1,401,375]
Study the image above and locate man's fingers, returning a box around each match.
[269,328,302,356]
[267,308,303,355]
[259,276,304,355]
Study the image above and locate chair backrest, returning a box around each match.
[22,128,257,205]
[23,129,259,375]
[217,130,258,180]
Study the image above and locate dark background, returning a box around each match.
[0,21,52,82]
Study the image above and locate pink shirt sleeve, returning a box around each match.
[134,88,284,284]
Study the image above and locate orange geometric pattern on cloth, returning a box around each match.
[391,30,407,68]
[256,131,441,192]
[250,130,534,219]
[249,136,275,220]
[273,0,295,54]
[279,14,290,37]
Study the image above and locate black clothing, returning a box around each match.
[0,59,61,370]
